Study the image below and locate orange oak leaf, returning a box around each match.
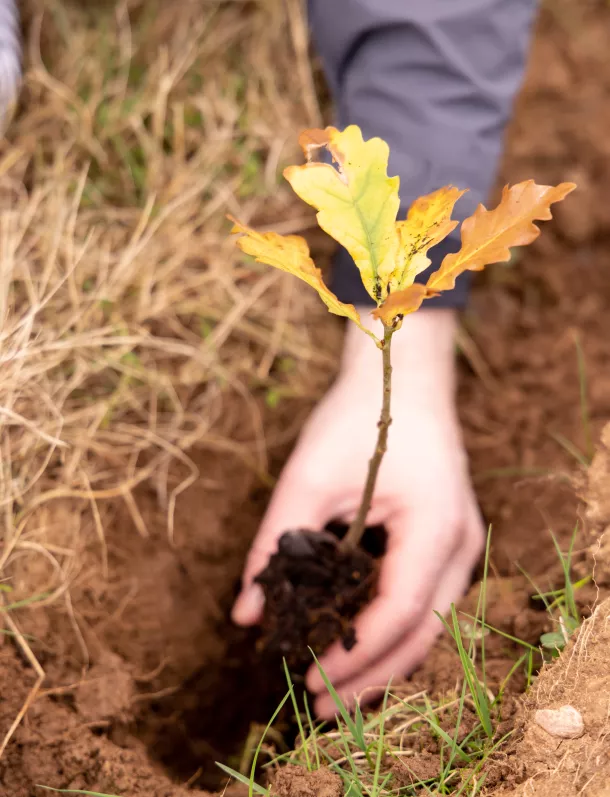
[372,284,429,325]
[375,179,576,326]
[427,180,577,293]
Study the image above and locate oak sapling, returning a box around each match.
[230,125,575,668]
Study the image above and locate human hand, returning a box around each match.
[232,308,484,719]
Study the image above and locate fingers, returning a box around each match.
[231,582,266,627]
[313,538,482,719]
[232,464,330,626]
[314,614,442,720]
[307,504,462,694]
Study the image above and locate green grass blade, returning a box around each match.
[343,775,365,797]
[335,722,362,778]
[353,699,365,740]
[454,772,487,797]
[574,331,593,463]
[460,613,539,653]
[2,592,52,612]
[452,730,514,796]
[215,764,268,796]
[438,607,493,738]
[526,648,535,687]
[422,692,450,778]
[550,526,579,621]
[517,565,552,612]
[531,575,590,608]
[216,688,291,797]
[302,691,321,769]
[37,789,123,797]
[494,653,528,705]
[445,680,469,774]
[363,701,404,732]
[248,689,292,797]
[309,649,366,751]
[550,431,589,468]
[283,659,311,771]
[479,527,492,697]
[390,695,470,763]
[371,682,391,797]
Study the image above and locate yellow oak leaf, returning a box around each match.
[229,217,379,343]
[390,185,466,292]
[427,180,577,293]
[284,125,400,303]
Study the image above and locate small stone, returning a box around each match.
[534,705,585,739]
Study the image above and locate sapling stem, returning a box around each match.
[341,323,394,551]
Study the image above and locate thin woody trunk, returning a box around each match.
[341,324,393,551]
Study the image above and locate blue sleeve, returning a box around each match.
[308,0,538,308]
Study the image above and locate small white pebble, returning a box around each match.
[534,705,585,739]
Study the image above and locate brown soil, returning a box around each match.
[0,648,204,797]
[3,0,610,795]
[269,765,343,797]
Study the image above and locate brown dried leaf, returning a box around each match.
[298,128,332,161]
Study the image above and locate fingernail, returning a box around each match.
[232,584,265,626]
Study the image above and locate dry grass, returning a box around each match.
[0,0,338,749]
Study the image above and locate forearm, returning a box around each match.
[309,0,538,308]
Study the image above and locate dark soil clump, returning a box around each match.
[255,529,378,671]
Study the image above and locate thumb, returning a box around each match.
[232,465,330,626]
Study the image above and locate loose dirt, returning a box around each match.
[3,0,610,795]
[269,765,343,797]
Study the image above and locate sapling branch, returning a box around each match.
[230,124,575,561]
[341,323,394,552]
